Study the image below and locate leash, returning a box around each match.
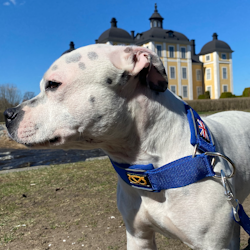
[109,103,250,235]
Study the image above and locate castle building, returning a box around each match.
[95,4,234,100]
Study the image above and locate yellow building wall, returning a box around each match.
[202,53,214,63]
[219,63,231,93]
[192,64,203,99]
[203,63,215,99]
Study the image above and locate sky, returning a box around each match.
[0,0,250,98]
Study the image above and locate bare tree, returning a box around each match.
[0,84,22,110]
[23,91,35,102]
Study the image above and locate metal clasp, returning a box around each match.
[221,170,240,222]
[204,152,236,179]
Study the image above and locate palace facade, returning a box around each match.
[95,4,234,100]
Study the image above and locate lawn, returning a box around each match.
[0,159,249,249]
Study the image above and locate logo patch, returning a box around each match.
[127,173,149,186]
[197,119,210,142]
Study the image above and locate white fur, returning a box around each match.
[7,44,250,249]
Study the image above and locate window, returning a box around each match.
[223,85,228,92]
[206,55,210,61]
[222,53,227,60]
[183,86,188,98]
[206,68,211,80]
[167,31,174,37]
[222,67,227,79]
[182,67,187,79]
[156,45,162,57]
[170,85,176,94]
[197,86,202,97]
[181,48,186,59]
[154,21,157,27]
[196,69,201,81]
[169,46,174,58]
[158,22,161,27]
[170,67,175,79]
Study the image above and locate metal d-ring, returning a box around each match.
[192,144,198,158]
[204,152,236,179]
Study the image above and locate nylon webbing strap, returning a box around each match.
[185,104,215,153]
[236,204,250,235]
[109,103,216,192]
[110,154,215,192]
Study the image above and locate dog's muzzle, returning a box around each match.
[4,107,25,135]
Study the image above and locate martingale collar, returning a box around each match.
[109,104,216,192]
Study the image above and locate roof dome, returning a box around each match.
[199,33,233,55]
[135,29,189,45]
[97,18,133,43]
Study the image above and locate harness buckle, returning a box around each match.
[221,170,240,222]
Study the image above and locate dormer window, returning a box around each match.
[167,31,174,37]
[222,53,227,60]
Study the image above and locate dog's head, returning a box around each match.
[4,44,168,149]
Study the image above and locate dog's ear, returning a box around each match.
[110,46,168,92]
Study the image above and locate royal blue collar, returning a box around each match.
[109,104,216,192]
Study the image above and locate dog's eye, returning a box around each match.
[45,81,62,91]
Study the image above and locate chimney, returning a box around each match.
[191,39,196,56]
[131,31,135,39]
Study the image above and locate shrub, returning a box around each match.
[198,91,210,99]
[242,88,250,97]
[219,92,236,98]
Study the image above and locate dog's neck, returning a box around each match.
[102,88,194,168]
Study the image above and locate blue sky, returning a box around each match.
[0,0,249,97]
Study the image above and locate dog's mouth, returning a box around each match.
[25,136,62,148]
[48,136,61,144]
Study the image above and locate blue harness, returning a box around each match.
[109,103,250,235]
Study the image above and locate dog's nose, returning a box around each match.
[4,108,18,122]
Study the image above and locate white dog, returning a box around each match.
[4,44,250,249]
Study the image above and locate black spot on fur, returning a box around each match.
[78,62,86,70]
[106,78,112,84]
[119,71,131,86]
[51,65,58,71]
[89,96,95,103]
[66,53,82,63]
[88,52,98,60]
[124,47,132,53]
[139,67,149,86]
[148,81,168,92]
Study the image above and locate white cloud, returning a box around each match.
[9,0,16,4]
[3,2,10,5]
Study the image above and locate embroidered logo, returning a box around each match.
[127,174,148,186]
[197,119,210,142]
